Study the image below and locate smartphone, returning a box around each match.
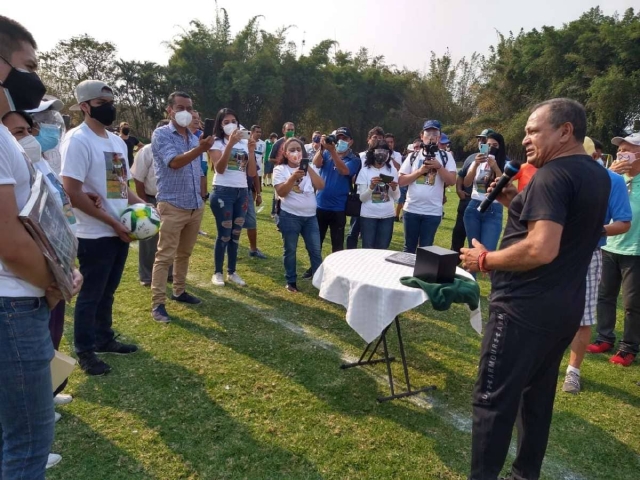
[203,118,214,138]
[379,173,394,184]
[299,158,309,173]
[479,144,490,155]
[238,129,251,140]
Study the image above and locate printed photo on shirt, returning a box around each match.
[227,148,249,172]
[476,171,492,194]
[371,183,390,203]
[105,152,128,199]
[292,177,303,194]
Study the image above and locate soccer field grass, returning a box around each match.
[50,187,640,480]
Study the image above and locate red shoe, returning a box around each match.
[587,341,614,354]
[610,351,636,367]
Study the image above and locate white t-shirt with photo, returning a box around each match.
[273,164,317,217]
[356,164,399,219]
[470,161,494,202]
[60,123,130,239]
[399,149,456,216]
[0,125,44,298]
[211,138,251,188]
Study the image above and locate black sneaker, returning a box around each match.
[96,336,138,355]
[171,291,201,304]
[78,352,111,376]
[302,268,313,280]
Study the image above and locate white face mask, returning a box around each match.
[174,110,193,128]
[223,122,238,136]
[18,135,42,163]
[288,151,302,165]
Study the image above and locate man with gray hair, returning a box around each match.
[461,98,611,479]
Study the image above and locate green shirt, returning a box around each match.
[603,174,640,256]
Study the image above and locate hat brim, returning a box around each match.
[26,98,64,113]
[69,104,82,111]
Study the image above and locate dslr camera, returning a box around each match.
[420,141,440,160]
[324,134,337,145]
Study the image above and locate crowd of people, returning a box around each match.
[1,14,639,480]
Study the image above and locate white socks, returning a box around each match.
[567,365,580,376]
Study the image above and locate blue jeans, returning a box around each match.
[346,216,361,250]
[402,211,441,253]
[360,216,395,249]
[0,297,54,480]
[463,199,503,251]
[210,186,249,274]
[278,210,323,284]
[75,237,129,354]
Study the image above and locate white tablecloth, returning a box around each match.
[312,249,481,343]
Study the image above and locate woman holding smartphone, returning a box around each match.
[273,138,325,292]
[209,108,257,287]
[462,131,507,251]
[356,140,400,249]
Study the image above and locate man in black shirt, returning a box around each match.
[460,98,610,480]
[119,121,143,167]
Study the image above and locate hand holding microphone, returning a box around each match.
[478,161,521,213]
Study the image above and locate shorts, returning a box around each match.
[397,185,408,205]
[580,248,603,327]
[264,161,274,174]
[244,195,257,230]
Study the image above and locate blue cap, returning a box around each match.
[439,133,450,144]
[423,120,441,131]
[334,127,352,139]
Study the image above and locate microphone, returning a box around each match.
[478,161,521,213]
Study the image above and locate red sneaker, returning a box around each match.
[610,351,636,367]
[587,341,614,354]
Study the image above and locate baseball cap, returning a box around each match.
[476,128,495,138]
[334,127,352,139]
[70,80,114,111]
[611,132,640,147]
[26,94,63,114]
[423,120,441,131]
[439,133,450,144]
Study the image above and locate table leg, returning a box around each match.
[340,324,396,370]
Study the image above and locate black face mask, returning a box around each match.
[489,146,499,157]
[0,57,47,111]
[121,127,130,135]
[89,102,116,126]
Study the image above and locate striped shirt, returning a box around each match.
[152,122,203,210]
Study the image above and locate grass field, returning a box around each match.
[49,187,640,480]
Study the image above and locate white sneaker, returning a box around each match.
[211,273,225,286]
[53,393,73,405]
[46,453,62,469]
[227,272,246,286]
[54,411,62,423]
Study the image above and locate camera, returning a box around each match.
[420,141,439,159]
[324,134,336,145]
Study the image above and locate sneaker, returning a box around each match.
[587,340,614,354]
[562,371,581,394]
[302,268,313,280]
[610,351,636,367]
[198,230,208,236]
[78,352,111,376]
[46,453,62,469]
[96,336,138,355]
[53,393,73,405]
[285,283,299,293]
[140,281,151,287]
[211,272,225,286]
[171,291,202,304]
[249,248,267,259]
[54,411,62,423]
[227,272,246,286]
[152,304,170,323]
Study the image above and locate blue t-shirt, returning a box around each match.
[316,150,361,211]
[600,168,632,248]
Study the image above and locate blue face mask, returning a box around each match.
[336,139,349,153]
[35,124,60,152]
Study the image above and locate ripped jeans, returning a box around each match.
[210,185,249,274]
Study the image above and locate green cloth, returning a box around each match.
[400,274,480,312]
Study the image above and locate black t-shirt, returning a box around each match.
[490,155,610,336]
[269,138,286,163]
[123,136,139,167]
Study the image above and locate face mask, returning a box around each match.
[336,139,349,153]
[35,124,60,152]
[173,110,192,128]
[0,58,47,111]
[288,151,302,164]
[223,122,238,136]
[88,102,116,126]
[121,127,130,135]
[285,130,295,138]
[313,135,321,143]
[373,149,389,165]
[488,146,499,157]
[18,135,42,163]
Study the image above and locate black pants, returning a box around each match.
[451,198,469,254]
[470,309,575,480]
[596,250,640,354]
[74,237,129,354]
[345,216,360,250]
[316,208,346,253]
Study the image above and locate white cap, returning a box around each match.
[612,132,640,147]
[26,95,63,113]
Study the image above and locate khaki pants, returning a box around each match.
[151,202,204,307]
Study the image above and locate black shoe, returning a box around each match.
[78,352,111,376]
[394,216,400,222]
[96,336,138,355]
[171,291,201,304]
[285,283,299,293]
[302,268,313,280]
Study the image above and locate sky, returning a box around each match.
[3,0,637,72]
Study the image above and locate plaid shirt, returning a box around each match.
[152,122,203,210]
